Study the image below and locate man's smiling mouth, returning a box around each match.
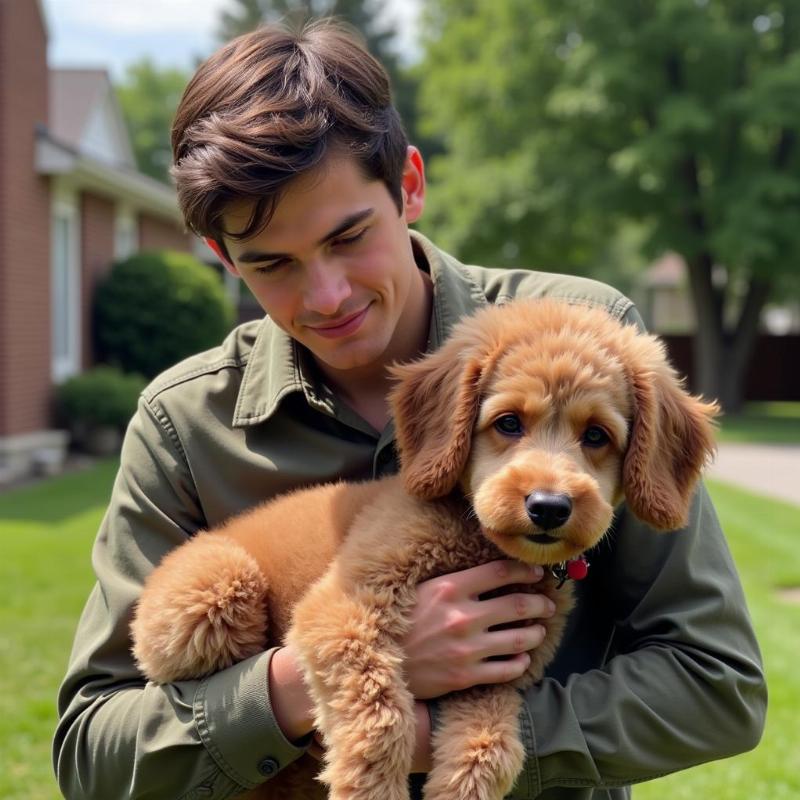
[307,306,370,338]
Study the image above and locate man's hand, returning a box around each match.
[281,559,551,773]
[402,560,554,699]
[268,644,316,742]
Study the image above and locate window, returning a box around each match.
[51,195,80,382]
[114,207,138,260]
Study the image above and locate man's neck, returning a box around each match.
[317,269,433,431]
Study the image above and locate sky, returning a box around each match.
[41,0,420,82]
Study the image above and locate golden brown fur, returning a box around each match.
[131,299,718,800]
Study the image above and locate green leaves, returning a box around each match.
[115,59,190,184]
[416,0,800,406]
[417,0,800,279]
[93,250,236,379]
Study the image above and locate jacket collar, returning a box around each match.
[232,230,489,427]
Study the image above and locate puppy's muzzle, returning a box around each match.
[525,491,572,535]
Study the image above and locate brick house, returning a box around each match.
[0,0,197,483]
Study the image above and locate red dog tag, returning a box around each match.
[566,556,589,581]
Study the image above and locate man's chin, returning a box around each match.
[307,340,387,375]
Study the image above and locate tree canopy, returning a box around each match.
[416,0,800,409]
[115,59,190,185]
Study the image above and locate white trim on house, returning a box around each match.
[36,129,183,222]
[114,203,139,261]
[50,181,81,383]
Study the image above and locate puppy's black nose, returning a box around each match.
[525,492,572,530]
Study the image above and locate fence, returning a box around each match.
[663,334,800,402]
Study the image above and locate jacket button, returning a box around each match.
[258,757,279,777]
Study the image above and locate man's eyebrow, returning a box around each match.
[236,208,374,264]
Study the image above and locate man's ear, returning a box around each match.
[401,146,425,225]
[204,237,239,276]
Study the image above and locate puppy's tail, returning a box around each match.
[131,532,268,683]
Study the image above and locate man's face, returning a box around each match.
[218,150,427,377]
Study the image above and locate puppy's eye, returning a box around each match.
[494,414,524,436]
[582,425,610,448]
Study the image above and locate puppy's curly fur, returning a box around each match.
[131,299,718,800]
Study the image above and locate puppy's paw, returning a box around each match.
[132,533,268,682]
[425,687,524,800]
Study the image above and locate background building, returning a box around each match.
[0,0,195,483]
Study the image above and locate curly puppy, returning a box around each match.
[131,299,718,800]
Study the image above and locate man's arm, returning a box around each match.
[53,398,309,800]
[510,484,767,798]
[54,390,562,798]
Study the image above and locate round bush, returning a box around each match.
[56,366,147,430]
[94,250,235,378]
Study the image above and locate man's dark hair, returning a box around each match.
[171,20,409,250]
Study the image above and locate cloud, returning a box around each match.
[42,0,421,78]
[45,0,230,35]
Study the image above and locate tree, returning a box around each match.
[417,0,800,411]
[116,60,190,184]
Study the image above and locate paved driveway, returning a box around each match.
[707,443,800,507]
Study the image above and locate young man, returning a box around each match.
[54,21,766,800]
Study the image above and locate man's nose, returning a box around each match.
[303,258,352,315]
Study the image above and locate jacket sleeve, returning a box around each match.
[53,397,308,800]
[510,484,767,798]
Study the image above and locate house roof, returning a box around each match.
[38,67,181,222]
[50,70,106,149]
[49,69,136,169]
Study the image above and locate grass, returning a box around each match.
[636,479,800,800]
[0,460,118,800]
[1,462,797,799]
[717,402,800,445]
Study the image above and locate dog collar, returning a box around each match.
[551,555,590,589]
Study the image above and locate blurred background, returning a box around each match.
[1,0,799,484]
[0,1,798,798]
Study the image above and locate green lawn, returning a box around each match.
[0,460,119,800]
[717,402,800,445]
[636,480,800,800]
[1,462,796,799]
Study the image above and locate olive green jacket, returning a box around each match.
[53,232,766,799]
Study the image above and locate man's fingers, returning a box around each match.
[406,559,551,698]
[476,624,548,660]
[469,652,533,686]
[478,592,556,629]
[445,559,544,598]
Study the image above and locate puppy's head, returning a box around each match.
[389,299,718,564]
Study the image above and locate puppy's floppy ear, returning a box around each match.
[622,336,719,530]
[389,328,498,500]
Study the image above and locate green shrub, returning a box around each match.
[94,250,235,378]
[56,367,146,431]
